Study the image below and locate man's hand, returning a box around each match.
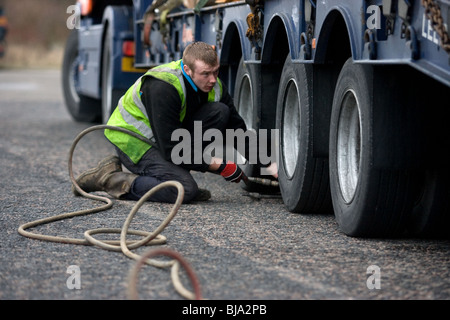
[264,162,278,179]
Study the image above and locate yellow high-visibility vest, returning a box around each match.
[105,59,223,164]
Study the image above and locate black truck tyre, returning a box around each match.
[329,58,420,237]
[408,170,450,238]
[276,56,331,213]
[406,70,450,238]
[62,30,101,123]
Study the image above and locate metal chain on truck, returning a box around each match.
[421,0,450,53]
[18,125,202,300]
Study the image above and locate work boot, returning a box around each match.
[192,188,211,202]
[72,155,138,199]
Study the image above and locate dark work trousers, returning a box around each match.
[117,102,231,203]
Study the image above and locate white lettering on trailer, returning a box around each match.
[422,13,441,45]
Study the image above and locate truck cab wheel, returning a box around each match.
[62,30,101,123]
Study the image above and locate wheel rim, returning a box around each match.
[102,73,112,123]
[102,45,112,124]
[69,58,80,105]
[336,89,362,203]
[237,74,254,130]
[236,74,254,165]
[282,80,300,179]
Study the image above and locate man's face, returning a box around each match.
[184,59,220,93]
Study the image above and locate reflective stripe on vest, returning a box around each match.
[118,76,154,141]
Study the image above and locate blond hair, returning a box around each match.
[182,42,218,71]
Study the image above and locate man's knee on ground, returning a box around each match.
[156,175,199,203]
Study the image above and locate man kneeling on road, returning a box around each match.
[73,42,277,203]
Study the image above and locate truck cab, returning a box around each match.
[0,6,8,58]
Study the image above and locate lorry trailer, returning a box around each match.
[62,0,450,237]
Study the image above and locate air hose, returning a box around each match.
[18,124,279,299]
[18,125,201,300]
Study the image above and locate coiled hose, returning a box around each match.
[18,125,201,300]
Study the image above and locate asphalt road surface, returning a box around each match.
[0,69,449,304]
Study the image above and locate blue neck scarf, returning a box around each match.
[180,60,198,92]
